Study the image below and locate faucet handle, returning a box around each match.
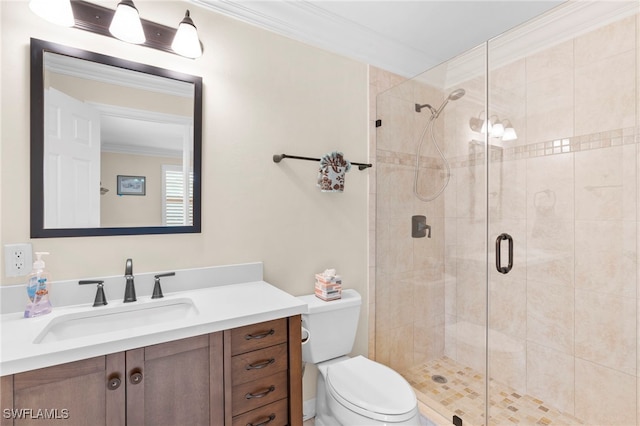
[152,272,175,299]
[125,258,133,276]
[79,280,108,307]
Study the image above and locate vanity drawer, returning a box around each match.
[231,318,288,355]
[231,398,289,426]
[231,343,288,386]
[232,371,288,416]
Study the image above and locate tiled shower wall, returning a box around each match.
[372,5,639,425]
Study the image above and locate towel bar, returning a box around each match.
[272,153,372,170]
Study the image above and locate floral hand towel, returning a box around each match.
[317,151,351,192]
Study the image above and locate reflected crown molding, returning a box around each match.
[45,51,193,97]
[92,103,192,158]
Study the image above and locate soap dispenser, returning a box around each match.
[24,251,52,318]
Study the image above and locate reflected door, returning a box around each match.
[44,88,101,228]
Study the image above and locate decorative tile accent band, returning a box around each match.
[377,126,639,170]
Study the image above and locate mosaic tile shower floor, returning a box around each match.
[401,356,584,425]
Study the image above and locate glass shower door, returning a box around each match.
[374,44,490,424]
[486,2,639,424]
[375,2,639,424]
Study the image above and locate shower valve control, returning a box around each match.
[412,215,431,238]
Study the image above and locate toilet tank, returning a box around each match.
[297,289,362,364]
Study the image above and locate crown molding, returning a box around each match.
[189,0,434,77]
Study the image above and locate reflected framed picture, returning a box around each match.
[117,175,146,196]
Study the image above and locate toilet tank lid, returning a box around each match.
[298,289,361,314]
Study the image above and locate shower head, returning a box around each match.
[415,88,466,118]
[434,88,465,118]
[448,88,466,101]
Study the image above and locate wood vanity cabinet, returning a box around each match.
[0,315,302,426]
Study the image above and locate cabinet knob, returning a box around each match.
[107,375,121,390]
[129,371,143,385]
[247,413,276,426]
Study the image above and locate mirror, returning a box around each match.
[30,38,202,237]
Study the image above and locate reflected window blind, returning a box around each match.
[163,165,193,226]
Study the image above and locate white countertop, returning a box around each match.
[1,280,307,376]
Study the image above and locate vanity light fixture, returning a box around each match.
[172,10,203,59]
[29,0,203,59]
[29,0,74,27]
[109,0,145,44]
[469,112,517,141]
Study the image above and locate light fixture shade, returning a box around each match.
[109,0,146,44]
[469,117,483,133]
[502,126,518,141]
[481,120,492,134]
[29,0,74,27]
[172,10,202,59]
[491,121,505,138]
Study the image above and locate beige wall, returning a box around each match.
[1,0,369,400]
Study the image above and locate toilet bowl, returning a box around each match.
[298,290,420,426]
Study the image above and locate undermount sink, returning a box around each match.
[34,298,198,344]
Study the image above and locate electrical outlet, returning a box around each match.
[4,243,33,277]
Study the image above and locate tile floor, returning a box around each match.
[402,356,584,425]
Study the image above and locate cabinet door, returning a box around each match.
[8,354,125,426]
[1,375,14,426]
[126,333,223,426]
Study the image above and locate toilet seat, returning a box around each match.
[326,356,417,422]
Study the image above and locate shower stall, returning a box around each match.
[373,1,639,425]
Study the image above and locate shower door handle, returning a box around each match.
[495,233,513,274]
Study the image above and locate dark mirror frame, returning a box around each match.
[30,38,202,238]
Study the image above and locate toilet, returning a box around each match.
[298,289,420,426]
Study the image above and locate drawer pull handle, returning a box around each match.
[246,358,276,370]
[247,413,276,426]
[245,329,275,340]
[245,385,275,399]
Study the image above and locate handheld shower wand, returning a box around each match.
[413,88,465,202]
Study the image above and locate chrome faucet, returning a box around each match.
[123,258,137,303]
